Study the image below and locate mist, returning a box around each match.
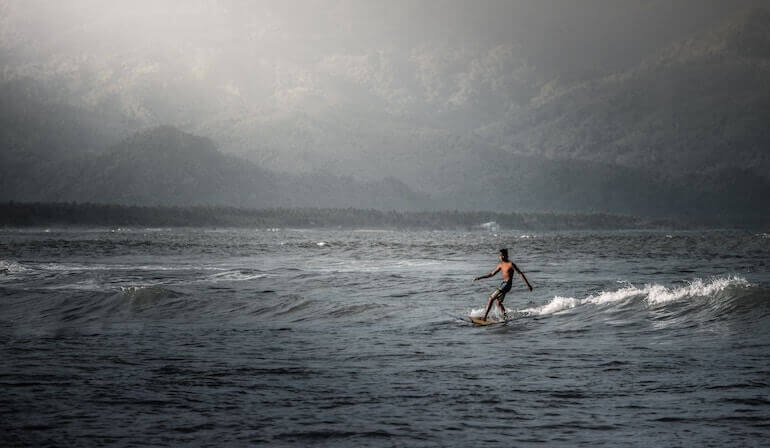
[1,0,769,222]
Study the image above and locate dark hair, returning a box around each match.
[499,248,509,260]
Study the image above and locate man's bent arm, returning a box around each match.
[474,266,500,281]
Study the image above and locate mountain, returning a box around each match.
[489,8,770,178]
[1,124,427,210]
[0,78,131,202]
[423,147,770,221]
[64,126,268,206]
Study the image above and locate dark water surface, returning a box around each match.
[2,228,769,446]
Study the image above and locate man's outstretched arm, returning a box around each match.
[473,266,500,282]
[514,264,533,291]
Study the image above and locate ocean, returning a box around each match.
[1,228,769,446]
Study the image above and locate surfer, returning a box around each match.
[473,248,532,321]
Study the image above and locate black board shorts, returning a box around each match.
[494,280,513,303]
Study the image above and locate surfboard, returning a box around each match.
[468,316,498,325]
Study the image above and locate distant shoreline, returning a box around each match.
[0,201,760,230]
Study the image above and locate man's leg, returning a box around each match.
[496,298,506,319]
[483,289,501,320]
[495,285,510,320]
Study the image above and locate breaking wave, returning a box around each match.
[521,275,757,315]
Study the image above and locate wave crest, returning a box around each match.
[523,276,752,316]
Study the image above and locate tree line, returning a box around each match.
[0,201,694,230]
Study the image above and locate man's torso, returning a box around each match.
[498,261,515,282]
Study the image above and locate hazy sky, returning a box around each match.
[2,0,761,75]
[2,0,761,125]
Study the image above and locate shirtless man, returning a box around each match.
[473,248,532,321]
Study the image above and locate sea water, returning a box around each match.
[1,228,769,446]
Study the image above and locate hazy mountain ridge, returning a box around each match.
[3,90,763,219]
[89,127,429,209]
[0,78,128,201]
[1,123,427,209]
[205,7,770,187]
[494,7,770,176]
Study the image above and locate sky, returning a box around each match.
[2,1,758,75]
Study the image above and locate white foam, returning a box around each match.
[584,284,643,305]
[468,306,505,320]
[34,262,186,272]
[520,296,577,315]
[40,278,103,291]
[310,258,442,274]
[0,260,28,275]
[478,221,499,231]
[540,296,579,314]
[206,271,268,282]
[646,276,749,305]
[521,276,749,316]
